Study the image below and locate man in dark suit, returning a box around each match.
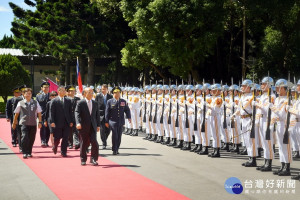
[75,87,100,166]
[95,84,113,149]
[6,87,21,147]
[50,86,73,157]
[36,82,51,147]
[105,86,131,155]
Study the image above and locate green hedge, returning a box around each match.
[0,102,5,114]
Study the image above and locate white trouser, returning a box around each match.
[258,117,274,159]
[194,117,203,144]
[176,115,185,140]
[163,114,170,138]
[169,113,177,139]
[275,121,292,163]
[145,114,151,134]
[183,115,194,142]
[207,115,221,148]
[220,116,230,143]
[242,117,258,157]
[291,123,300,151]
[131,109,139,129]
[202,118,211,147]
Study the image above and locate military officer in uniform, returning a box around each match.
[36,82,51,147]
[6,87,21,147]
[105,86,131,155]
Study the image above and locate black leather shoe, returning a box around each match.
[27,154,32,157]
[244,157,257,167]
[102,146,107,149]
[278,163,291,176]
[113,151,117,155]
[23,154,28,159]
[273,162,285,175]
[260,160,272,172]
[240,148,248,155]
[90,159,98,166]
[52,146,57,154]
[81,162,86,166]
[61,153,67,157]
[13,144,17,147]
[194,144,202,153]
[117,151,119,154]
[199,147,209,155]
[291,173,300,180]
[256,159,267,170]
[75,145,80,150]
[69,145,73,149]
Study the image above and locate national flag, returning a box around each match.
[76,57,83,93]
[46,77,59,92]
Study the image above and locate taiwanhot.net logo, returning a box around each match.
[224,177,243,194]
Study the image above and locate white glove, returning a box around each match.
[268,103,274,109]
[252,101,256,107]
[286,105,290,111]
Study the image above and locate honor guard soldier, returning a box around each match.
[220,85,231,152]
[143,85,152,140]
[254,77,276,172]
[191,84,203,153]
[124,87,133,135]
[232,79,258,167]
[290,84,300,159]
[199,83,211,155]
[206,84,223,157]
[149,84,158,141]
[174,84,185,149]
[66,85,81,149]
[154,85,164,143]
[270,79,293,176]
[139,88,145,133]
[130,87,141,136]
[36,81,51,147]
[105,86,131,155]
[167,85,178,147]
[6,87,21,147]
[227,85,241,154]
[161,85,171,145]
[182,85,195,151]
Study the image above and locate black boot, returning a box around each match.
[190,144,199,152]
[211,148,221,158]
[180,142,188,150]
[168,138,177,146]
[293,151,300,158]
[149,134,157,141]
[278,163,291,176]
[126,128,133,135]
[143,133,150,140]
[147,134,153,140]
[231,144,240,154]
[221,143,230,152]
[174,140,183,148]
[256,159,267,170]
[208,148,216,157]
[261,159,272,172]
[123,128,128,134]
[162,137,170,145]
[199,146,208,155]
[155,136,163,143]
[273,162,285,175]
[240,148,248,155]
[291,173,300,180]
[244,157,257,167]
[131,129,138,136]
[182,142,191,151]
[195,144,202,153]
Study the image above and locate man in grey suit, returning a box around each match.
[75,87,100,166]
[50,86,73,157]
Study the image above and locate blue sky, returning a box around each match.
[0,0,34,39]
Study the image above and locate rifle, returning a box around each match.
[160,87,165,124]
[231,88,235,128]
[265,86,272,140]
[168,91,172,124]
[194,91,198,131]
[139,91,142,117]
[201,83,206,132]
[175,90,179,127]
[283,73,292,144]
[222,89,227,129]
[153,89,158,123]
[184,90,189,128]
[250,87,256,139]
[149,89,153,122]
[143,90,147,123]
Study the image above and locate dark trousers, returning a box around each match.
[40,124,50,144]
[100,121,110,146]
[79,126,99,162]
[53,123,70,154]
[21,125,37,155]
[68,126,80,147]
[110,122,123,152]
[10,120,18,144]
[16,125,22,150]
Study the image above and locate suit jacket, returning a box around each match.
[95,93,113,123]
[36,92,50,114]
[68,96,81,124]
[75,99,100,133]
[6,97,15,120]
[105,98,131,126]
[50,96,72,128]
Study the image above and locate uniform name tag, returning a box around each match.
[120,102,125,107]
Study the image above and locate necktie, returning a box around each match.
[88,100,92,115]
[104,95,106,107]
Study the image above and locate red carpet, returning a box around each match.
[0,119,190,200]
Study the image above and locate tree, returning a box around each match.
[0,34,17,48]
[0,54,31,103]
